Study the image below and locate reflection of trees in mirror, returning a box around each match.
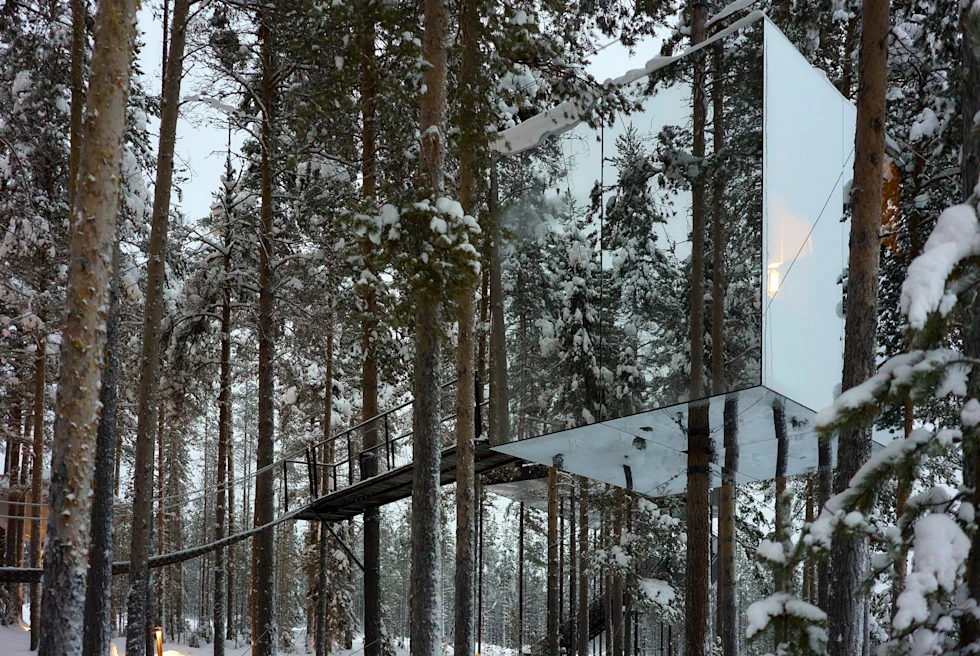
[499,22,765,437]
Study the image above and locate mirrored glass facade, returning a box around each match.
[493,15,860,491]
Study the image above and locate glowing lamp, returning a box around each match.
[767,263,781,298]
[154,627,163,656]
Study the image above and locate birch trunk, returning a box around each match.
[827,0,888,652]
[38,0,138,651]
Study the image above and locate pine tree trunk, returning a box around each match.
[410,0,448,651]
[611,490,623,656]
[253,5,279,653]
[68,0,84,213]
[569,489,577,656]
[37,0,138,651]
[214,240,233,656]
[717,395,738,656]
[827,0,888,653]
[958,6,980,650]
[454,0,482,649]
[546,468,559,656]
[487,163,510,447]
[125,0,190,651]
[28,300,45,650]
[803,478,815,603]
[5,390,21,625]
[686,1,710,653]
[357,1,383,651]
[577,478,588,656]
[83,242,121,656]
[316,318,334,656]
[228,432,235,639]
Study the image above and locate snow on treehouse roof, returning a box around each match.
[490,10,767,157]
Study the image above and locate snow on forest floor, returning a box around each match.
[0,623,516,656]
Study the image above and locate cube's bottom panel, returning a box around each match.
[492,386,857,497]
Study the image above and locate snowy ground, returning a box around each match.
[0,623,517,656]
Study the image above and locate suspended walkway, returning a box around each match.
[0,383,521,583]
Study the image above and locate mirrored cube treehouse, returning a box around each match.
[489,14,863,496]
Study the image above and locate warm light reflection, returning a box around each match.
[767,263,781,298]
[154,627,163,656]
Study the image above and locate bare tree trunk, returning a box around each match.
[125,0,190,651]
[5,390,22,625]
[316,316,334,656]
[358,2,383,648]
[410,0,448,651]
[958,6,980,650]
[83,242,121,656]
[38,0,138,651]
[214,236,233,656]
[686,2,710,654]
[28,305,44,650]
[803,478,815,604]
[577,478,588,656]
[612,490,623,656]
[454,0,482,649]
[827,0,888,653]
[228,431,235,639]
[569,489,577,656]
[546,468,559,656]
[68,0,84,213]
[253,6,279,654]
[487,162,509,447]
[717,395,738,656]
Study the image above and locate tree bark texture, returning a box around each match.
[214,238,233,656]
[612,490,623,656]
[316,318,334,656]
[253,6,279,651]
[358,1,383,651]
[125,0,190,651]
[358,0,382,646]
[577,478,588,656]
[717,395,738,656]
[409,301,443,656]
[710,42,726,398]
[487,162,510,447]
[38,0,138,652]
[29,303,45,650]
[827,0,888,653]
[7,389,23,623]
[686,2,710,654]
[454,0,482,649]
[410,0,448,651]
[83,244,121,656]
[959,7,980,650]
[68,0,85,212]
[546,468,559,656]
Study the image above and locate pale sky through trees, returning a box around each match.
[134,2,658,227]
